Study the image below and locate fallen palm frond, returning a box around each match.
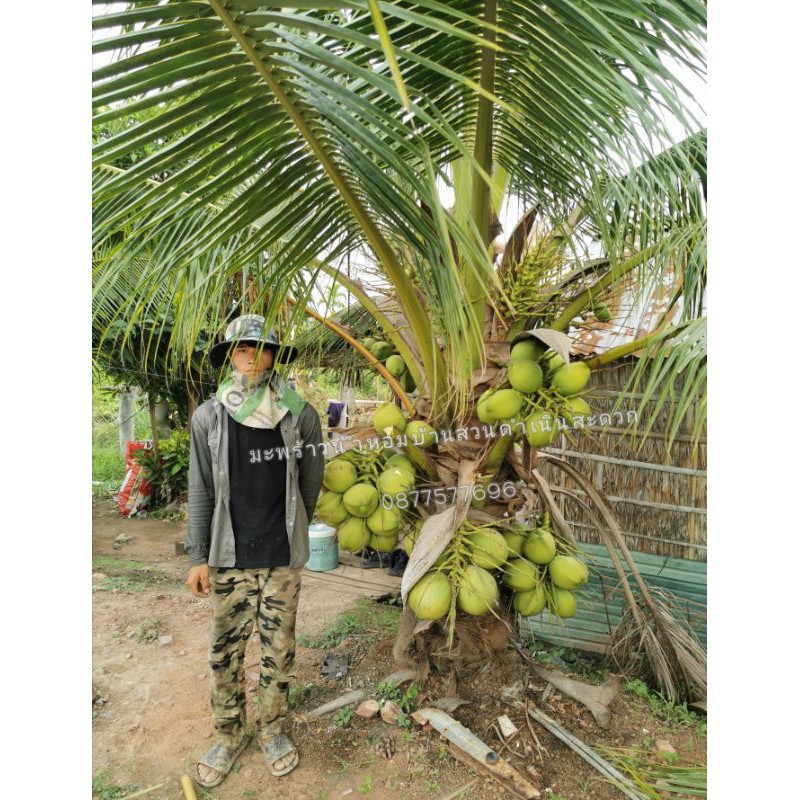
[599,746,707,799]
[610,586,707,704]
[540,453,706,702]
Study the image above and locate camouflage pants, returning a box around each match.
[208,565,302,746]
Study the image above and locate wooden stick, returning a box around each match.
[523,706,640,800]
[435,778,480,800]
[302,690,366,720]
[121,783,166,799]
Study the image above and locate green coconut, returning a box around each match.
[465,529,509,570]
[563,397,592,425]
[373,402,407,434]
[548,555,589,590]
[524,411,559,447]
[370,532,399,552]
[592,302,611,322]
[316,491,349,525]
[513,585,548,617]
[457,565,499,616]
[486,389,524,421]
[378,466,416,498]
[503,558,540,592]
[342,482,380,518]
[337,516,370,552]
[408,572,452,621]
[385,354,407,377]
[550,362,591,396]
[543,351,566,373]
[406,420,437,448]
[323,460,358,493]
[522,529,557,565]
[384,453,415,476]
[370,340,394,361]
[508,359,544,394]
[510,339,545,362]
[470,480,489,509]
[550,587,577,619]
[402,523,420,556]
[362,336,377,350]
[366,505,403,535]
[477,390,498,425]
[503,528,527,558]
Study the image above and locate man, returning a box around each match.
[185,314,325,788]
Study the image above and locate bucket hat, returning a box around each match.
[209,313,299,368]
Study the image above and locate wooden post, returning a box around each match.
[118,387,135,458]
[342,375,355,429]
[147,393,161,462]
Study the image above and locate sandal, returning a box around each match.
[259,733,299,777]
[196,735,250,788]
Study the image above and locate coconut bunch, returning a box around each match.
[316,401,431,554]
[406,512,589,624]
[477,339,593,448]
[317,446,419,554]
[361,334,416,394]
[501,512,590,619]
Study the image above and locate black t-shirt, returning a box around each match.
[226,413,290,568]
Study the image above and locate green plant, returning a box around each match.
[333,707,355,728]
[601,746,706,800]
[241,792,258,799]
[624,679,706,732]
[92,771,137,800]
[134,618,166,644]
[358,774,373,795]
[297,597,401,649]
[375,680,420,728]
[288,682,313,709]
[134,429,190,508]
[92,556,180,592]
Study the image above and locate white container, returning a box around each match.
[306,523,338,571]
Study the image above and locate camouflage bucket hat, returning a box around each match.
[209,313,299,368]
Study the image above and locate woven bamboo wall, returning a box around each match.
[538,357,707,562]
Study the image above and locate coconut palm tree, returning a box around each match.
[93,0,706,699]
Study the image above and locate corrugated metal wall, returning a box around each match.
[518,543,707,652]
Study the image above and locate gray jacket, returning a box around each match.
[185,395,325,569]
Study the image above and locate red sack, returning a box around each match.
[117,441,154,517]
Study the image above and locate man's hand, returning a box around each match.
[187,564,211,598]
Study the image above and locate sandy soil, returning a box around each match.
[92,497,706,800]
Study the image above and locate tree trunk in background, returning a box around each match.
[118,388,135,458]
[188,390,199,428]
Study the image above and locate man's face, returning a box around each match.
[231,343,274,376]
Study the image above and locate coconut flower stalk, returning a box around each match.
[93,1,707,698]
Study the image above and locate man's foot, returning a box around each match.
[197,763,221,786]
[259,733,299,777]
[196,737,250,788]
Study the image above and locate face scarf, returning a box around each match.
[216,366,300,429]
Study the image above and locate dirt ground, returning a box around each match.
[92,496,706,800]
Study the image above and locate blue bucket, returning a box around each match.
[305,523,339,572]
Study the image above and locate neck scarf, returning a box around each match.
[216,367,296,429]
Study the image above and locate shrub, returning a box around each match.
[134,429,190,508]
